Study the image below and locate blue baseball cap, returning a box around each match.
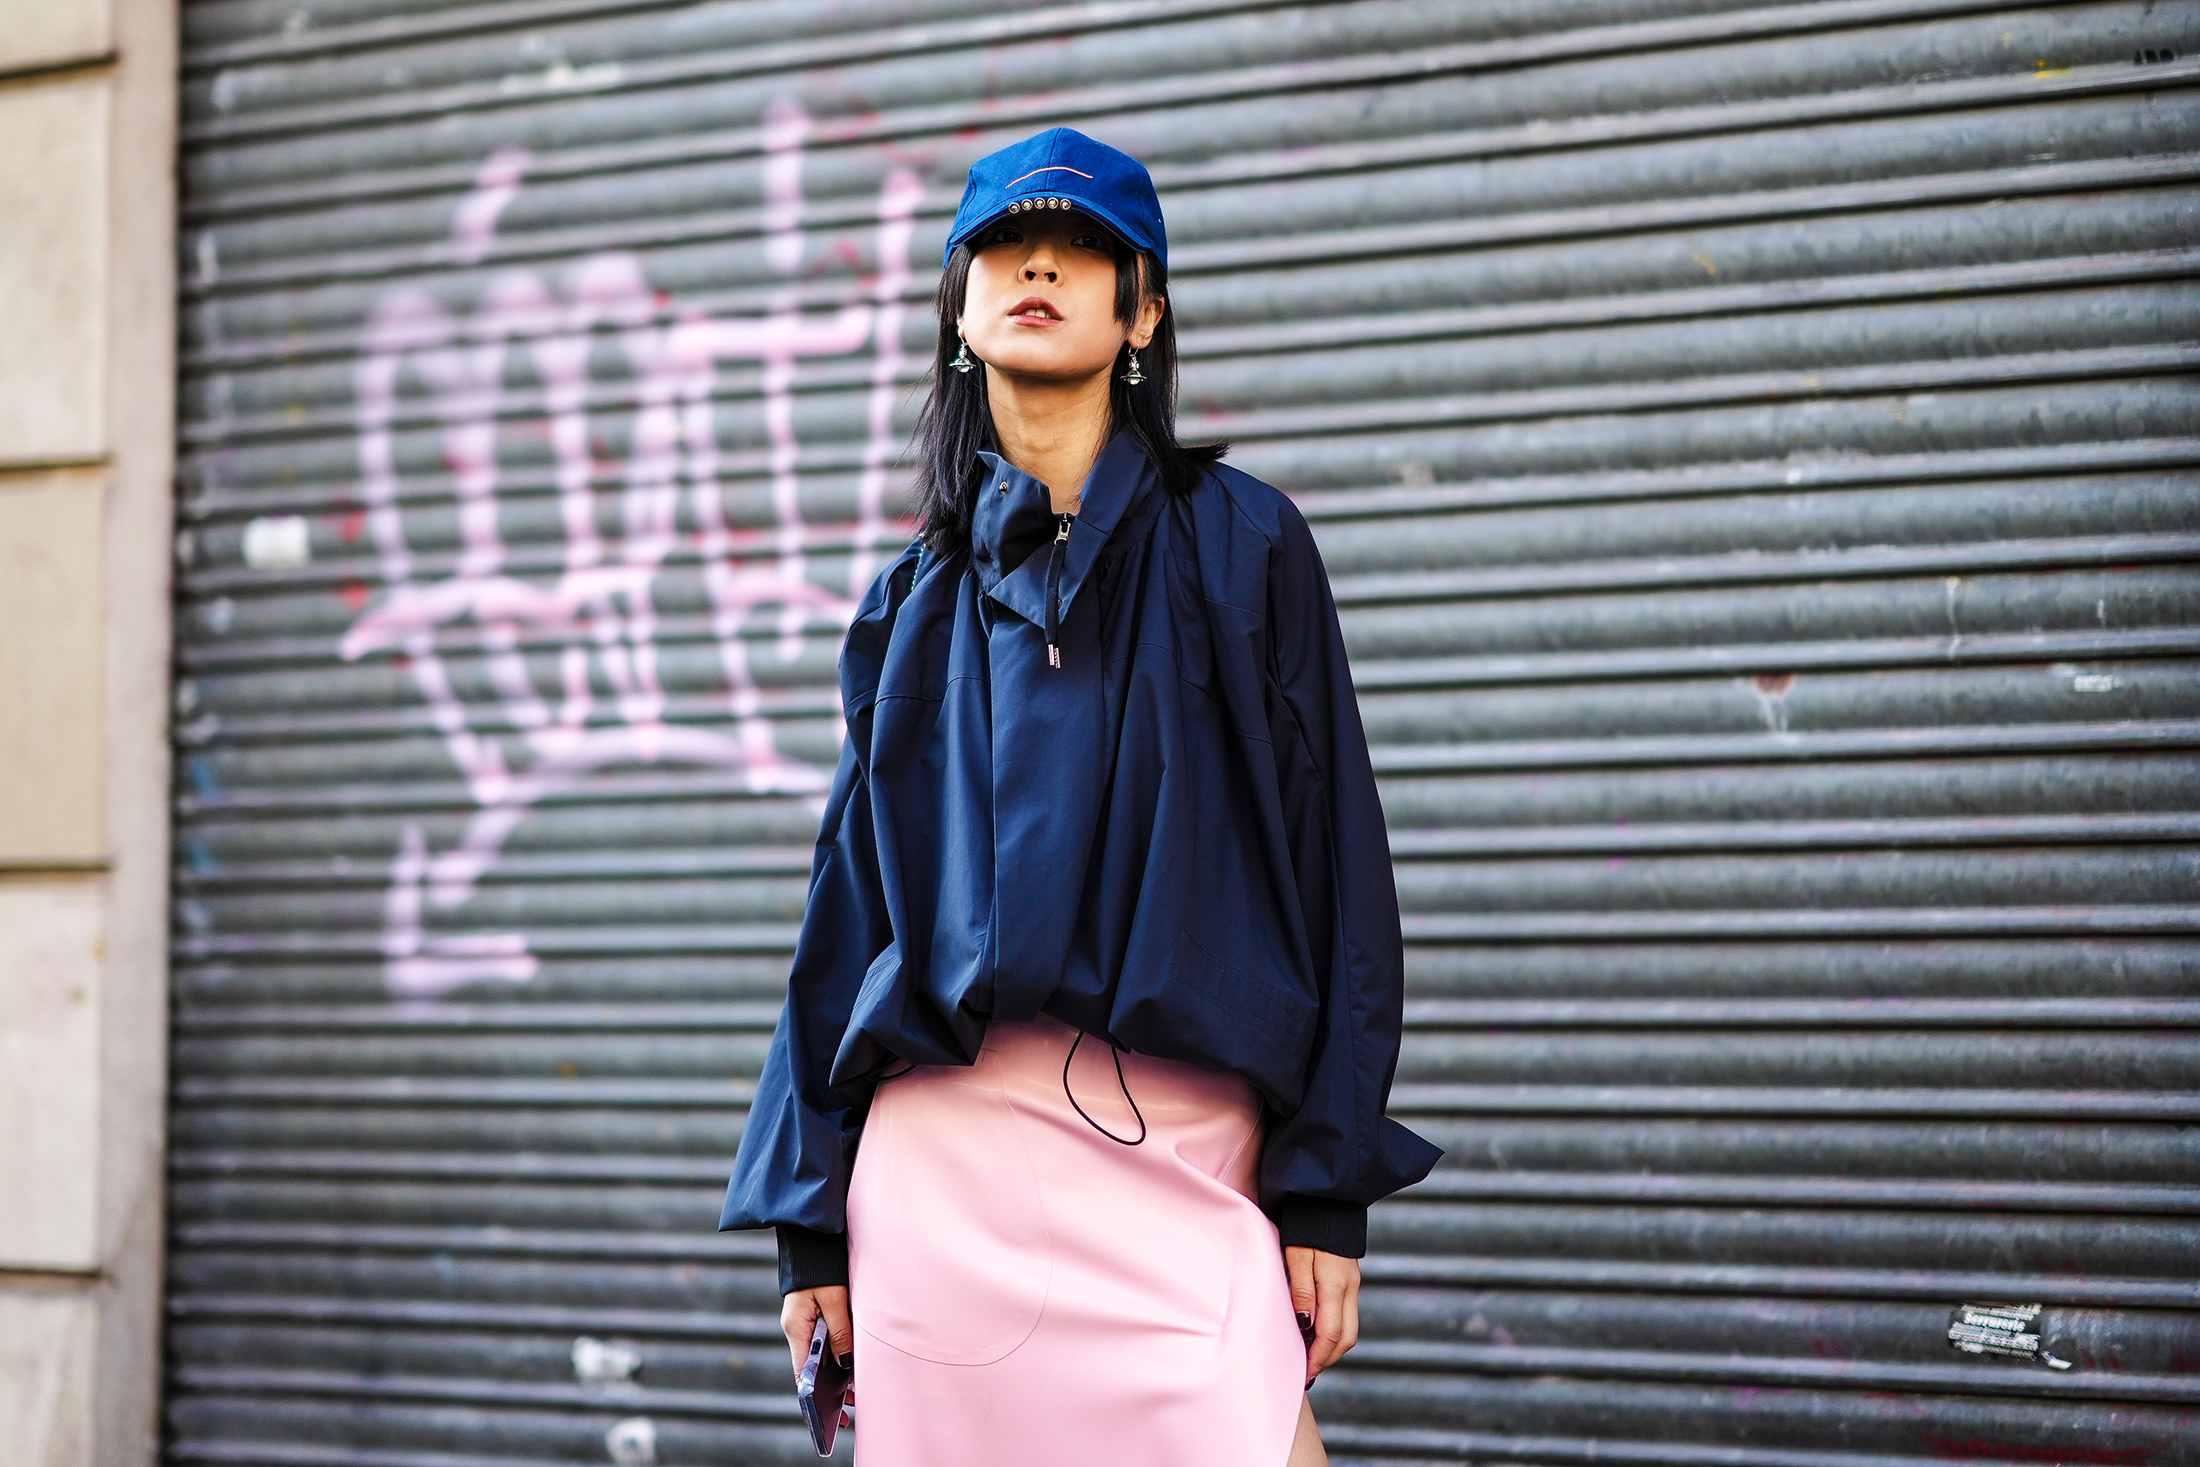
[943,128,1167,270]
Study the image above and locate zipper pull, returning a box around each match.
[1046,515,1072,668]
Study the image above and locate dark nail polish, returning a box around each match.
[1296,1310,1315,1342]
[1305,1376,1316,1392]
[836,1351,853,1370]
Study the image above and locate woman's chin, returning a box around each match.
[979,350,1116,387]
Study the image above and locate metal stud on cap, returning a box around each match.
[942,127,1170,269]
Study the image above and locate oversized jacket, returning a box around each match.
[720,431,1443,1290]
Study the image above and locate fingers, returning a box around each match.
[779,1289,822,1380]
[1284,1245,1320,1383]
[1332,1256,1361,1357]
[1285,1244,1317,1324]
[1304,1252,1362,1382]
[1307,1267,1345,1377]
[778,1284,854,1382]
[816,1284,855,1367]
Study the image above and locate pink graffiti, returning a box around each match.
[345,106,921,998]
[449,144,530,265]
[381,824,538,993]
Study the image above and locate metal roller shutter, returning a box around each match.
[168,0,2200,1462]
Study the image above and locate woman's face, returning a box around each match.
[957,212,1162,384]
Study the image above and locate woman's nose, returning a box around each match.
[1022,265,1057,281]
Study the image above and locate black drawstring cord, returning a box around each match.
[1044,513,1072,668]
[849,1055,914,1085]
[1063,1029,1146,1145]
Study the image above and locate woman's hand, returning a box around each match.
[1285,1246,1361,1387]
[780,1285,854,1380]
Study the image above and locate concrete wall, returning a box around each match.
[0,0,176,1462]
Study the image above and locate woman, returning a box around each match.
[721,127,1441,1467]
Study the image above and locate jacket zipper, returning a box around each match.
[1045,513,1073,668]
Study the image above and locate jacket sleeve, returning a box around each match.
[718,553,912,1293]
[1260,501,1444,1256]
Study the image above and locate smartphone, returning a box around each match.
[796,1314,853,1457]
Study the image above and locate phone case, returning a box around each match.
[796,1314,853,1456]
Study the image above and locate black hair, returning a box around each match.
[909,227,1226,556]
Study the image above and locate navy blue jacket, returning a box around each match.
[720,432,1441,1291]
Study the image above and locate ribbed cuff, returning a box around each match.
[1275,1194,1367,1257]
[776,1224,850,1295]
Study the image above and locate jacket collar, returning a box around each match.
[973,431,1157,629]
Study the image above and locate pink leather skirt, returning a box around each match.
[844,1013,1305,1466]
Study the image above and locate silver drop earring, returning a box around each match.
[950,334,976,373]
[1119,346,1145,386]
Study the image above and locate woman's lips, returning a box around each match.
[1008,296,1063,325]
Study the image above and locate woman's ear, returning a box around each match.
[1128,294,1164,351]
